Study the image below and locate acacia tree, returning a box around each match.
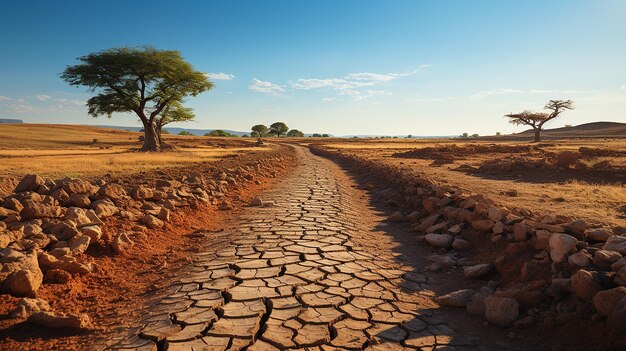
[269,122,289,137]
[505,100,574,142]
[251,124,268,138]
[287,129,304,137]
[155,101,194,146]
[61,47,213,151]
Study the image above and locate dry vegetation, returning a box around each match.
[0,124,267,178]
[309,137,626,229]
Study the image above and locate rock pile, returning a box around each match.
[312,146,626,334]
[0,154,292,301]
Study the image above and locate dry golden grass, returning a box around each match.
[315,138,626,228]
[0,124,266,178]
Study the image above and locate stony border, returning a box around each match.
[310,145,626,339]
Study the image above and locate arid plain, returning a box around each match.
[1,123,625,351]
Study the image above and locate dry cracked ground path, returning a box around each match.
[104,146,534,351]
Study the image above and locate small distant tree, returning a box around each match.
[564,124,572,128]
[322,134,329,138]
[505,99,574,142]
[161,129,170,134]
[460,132,469,138]
[495,132,501,136]
[61,46,212,151]
[205,129,235,137]
[251,124,268,137]
[178,131,193,136]
[407,134,412,138]
[312,133,322,138]
[242,134,249,137]
[471,133,479,138]
[269,122,289,137]
[287,129,304,137]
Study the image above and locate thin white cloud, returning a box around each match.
[4,104,34,113]
[469,89,524,100]
[249,79,284,95]
[0,96,12,101]
[619,84,626,91]
[338,89,391,101]
[205,72,235,80]
[36,94,52,101]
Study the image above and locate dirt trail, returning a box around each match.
[104,146,556,351]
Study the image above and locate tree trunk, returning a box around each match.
[533,128,541,142]
[140,123,160,152]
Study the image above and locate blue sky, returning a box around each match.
[1,0,625,136]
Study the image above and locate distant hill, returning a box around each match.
[0,119,23,124]
[90,125,248,136]
[517,121,626,138]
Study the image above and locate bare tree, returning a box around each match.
[505,99,574,142]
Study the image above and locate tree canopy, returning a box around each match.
[205,129,236,137]
[287,129,304,137]
[269,122,289,137]
[251,124,269,137]
[505,99,574,142]
[61,46,213,151]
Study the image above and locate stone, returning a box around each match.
[571,269,602,301]
[98,184,127,200]
[463,264,492,279]
[604,236,626,255]
[15,174,44,193]
[587,228,612,242]
[549,233,578,263]
[28,311,91,330]
[132,186,154,200]
[466,286,494,317]
[9,297,50,319]
[80,225,102,242]
[593,250,622,269]
[62,179,97,195]
[612,258,626,272]
[513,223,527,241]
[592,287,626,316]
[488,207,504,222]
[112,232,134,254]
[452,238,470,251]
[471,219,495,232]
[68,234,91,255]
[43,269,72,284]
[92,199,119,218]
[50,222,80,241]
[484,296,519,327]
[142,214,164,229]
[615,266,626,286]
[249,196,263,206]
[567,251,591,267]
[436,289,474,307]
[424,233,453,248]
[387,211,407,222]
[0,250,43,297]
[492,221,507,235]
[20,198,62,220]
[68,193,91,208]
[157,207,171,221]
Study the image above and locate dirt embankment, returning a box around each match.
[311,145,626,349]
[0,143,297,351]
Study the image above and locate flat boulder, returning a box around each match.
[436,289,474,307]
[9,297,50,319]
[592,287,626,316]
[98,184,127,200]
[424,233,453,249]
[549,233,578,263]
[0,250,43,297]
[571,269,602,301]
[28,311,91,330]
[604,236,626,255]
[463,263,492,279]
[142,214,164,229]
[484,296,519,327]
[15,174,44,193]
